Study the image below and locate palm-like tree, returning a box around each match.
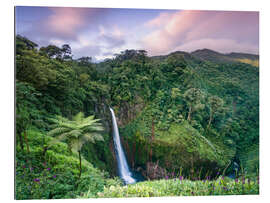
[183,88,205,121]
[47,112,104,179]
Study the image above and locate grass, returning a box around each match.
[96,176,259,198]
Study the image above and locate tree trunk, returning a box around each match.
[94,104,97,114]
[24,130,30,154]
[42,146,48,162]
[149,118,155,162]
[232,99,236,115]
[187,106,192,121]
[78,150,82,180]
[18,132,24,151]
[191,156,194,180]
[207,113,213,129]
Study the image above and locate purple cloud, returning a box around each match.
[143,10,259,55]
[16,7,259,60]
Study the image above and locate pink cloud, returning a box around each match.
[44,7,91,39]
[46,8,85,37]
[142,10,259,55]
[186,11,259,43]
[145,12,172,27]
[172,38,258,54]
[38,7,105,41]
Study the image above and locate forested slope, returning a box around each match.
[15,35,259,199]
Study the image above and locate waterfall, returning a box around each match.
[109,108,136,184]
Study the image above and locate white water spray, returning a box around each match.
[109,108,136,184]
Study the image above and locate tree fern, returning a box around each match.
[47,112,104,179]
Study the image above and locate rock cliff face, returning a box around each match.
[114,98,145,127]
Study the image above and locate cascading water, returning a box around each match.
[109,108,136,184]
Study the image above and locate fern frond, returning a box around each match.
[48,112,104,153]
[70,138,84,152]
[93,133,104,142]
[57,120,77,129]
[83,125,104,132]
[48,138,62,147]
[83,133,96,143]
[78,118,101,129]
[73,112,84,123]
[68,129,83,138]
[82,115,96,123]
[47,127,70,137]
[53,115,70,123]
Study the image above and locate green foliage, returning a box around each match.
[48,112,104,152]
[81,133,116,174]
[207,95,224,128]
[123,118,234,177]
[15,36,259,199]
[39,44,72,60]
[16,35,38,55]
[238,143,259,176]
[15,128,113,199]
[98,177,259,198]
[47,112,105,180]
[183,88,205,121]
[16,81,50,135]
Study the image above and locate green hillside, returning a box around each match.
[191,49,259,67]
[15,35,259,199]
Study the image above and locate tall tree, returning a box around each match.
[207,95,224,129]
[16,81,41,153]
[16,35,38,55]
[39,45,62,59]
[77,56,92,66]
[183,88,205,121]
[61,44,72,60]
[47,112,104,179]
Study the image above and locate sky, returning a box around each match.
[15,6,259,61]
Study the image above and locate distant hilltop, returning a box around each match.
[152,48,259,67]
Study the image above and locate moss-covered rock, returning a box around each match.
[120,109,235,179]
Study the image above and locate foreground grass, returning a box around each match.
[94,177,259,198]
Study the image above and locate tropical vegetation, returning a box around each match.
[15,35,259,199]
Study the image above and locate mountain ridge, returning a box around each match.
[191,48,259,66]
[151,48,259,67]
